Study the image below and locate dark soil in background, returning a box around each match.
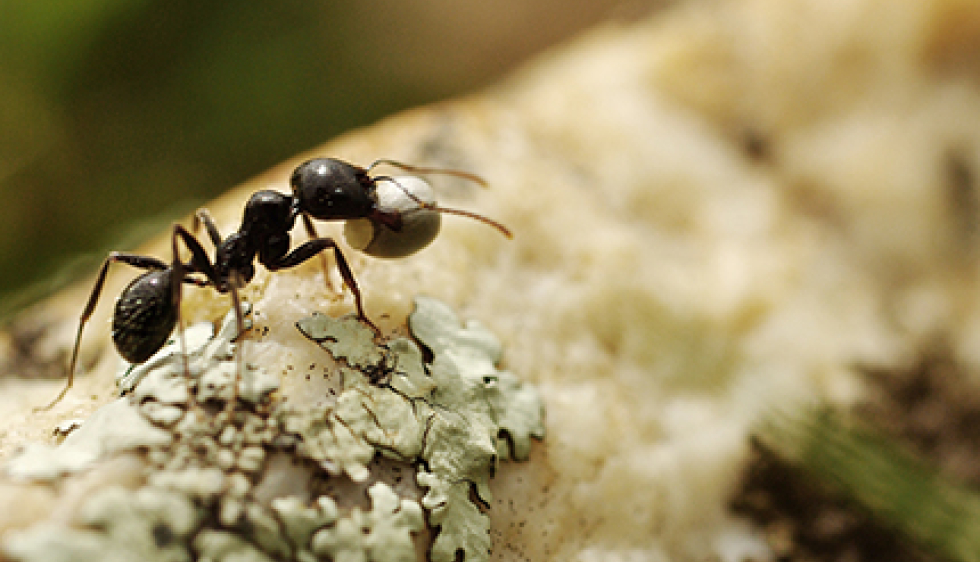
[731,340,980,562]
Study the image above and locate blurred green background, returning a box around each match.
[0,0,652,315]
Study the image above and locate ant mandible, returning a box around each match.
[37,157,511,411]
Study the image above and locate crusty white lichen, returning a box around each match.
[2,297,544,562]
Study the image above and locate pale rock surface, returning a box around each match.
[5,0,980,561]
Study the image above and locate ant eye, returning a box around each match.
[291,158,374,220]
[344,176,441,258]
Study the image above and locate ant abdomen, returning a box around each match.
[344,175,441,258]
[112,270,178,364]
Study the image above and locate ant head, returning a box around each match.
[291,158,375,220]
[344,175,442,258]
[295,157,511,258]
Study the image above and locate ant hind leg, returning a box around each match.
[35,252,168,412]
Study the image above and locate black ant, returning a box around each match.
[37,157,511,411]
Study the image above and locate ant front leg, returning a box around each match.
[267,237,380,335]
[300,212,337,293]
[36,252,170,412]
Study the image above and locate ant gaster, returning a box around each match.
[37,157,511,411]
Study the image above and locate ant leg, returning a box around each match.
[171,225,226,408]
[193,208,223,248]
[170,227,192,400]
[224,280,245,414]
[173,225,250,412]
[36,253,168,412]
[328,246,378,334]
[268,238,380,335]
[300,212,336,293]
[173,224,221,282]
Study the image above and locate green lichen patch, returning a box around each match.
[5,397,172,480]
[296,313,385,372]
[310,482,425,562]
[117,303,278,409]
[296,296,545,562]
[2,297,543,562]
[408,298,545,461]
[4,486,202,562]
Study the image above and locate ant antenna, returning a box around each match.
[373,175,512,239]
[366,159,489,188]
[367,160,512,238]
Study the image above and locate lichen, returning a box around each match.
[5,397,172,480]
[2,297,544,562]
[4,486,201,562]
[297,297,545,562]
[309,482,424,562]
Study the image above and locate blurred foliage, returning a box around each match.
[760,409,980,562]
[0,0,640,316]
[0,1,424,309]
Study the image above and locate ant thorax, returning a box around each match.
[344,175,441,258]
